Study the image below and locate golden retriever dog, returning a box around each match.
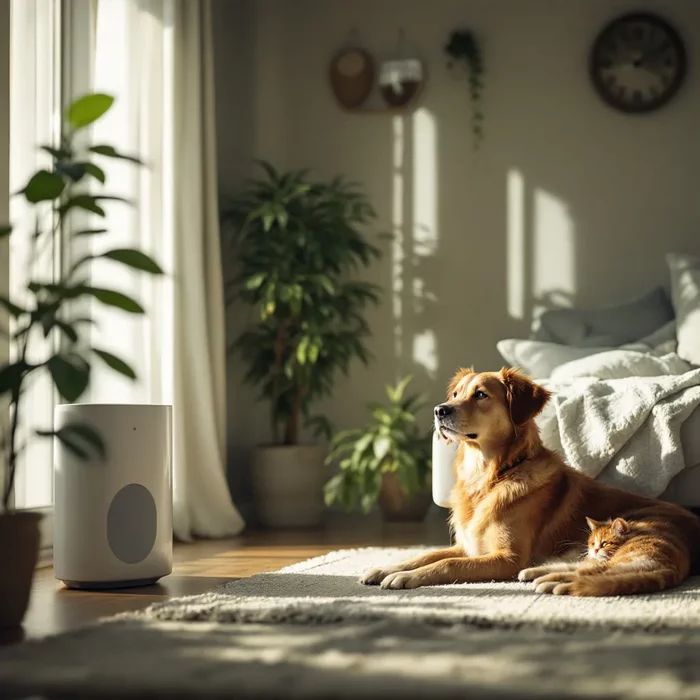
[360,367,700,596]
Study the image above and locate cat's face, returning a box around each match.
[586,517,630,561]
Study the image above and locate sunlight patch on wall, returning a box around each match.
[411,108,438,377]
[412,329,438,375]
[412,108,437,258]
[392,115,405,363]
[533,188,576,314]
[506,169,525,320]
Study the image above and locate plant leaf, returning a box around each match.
[38,422,106,461]
[89,144,143,165]
[0,362,27,396]
[82,287,145,313]
[84,162,106,184]
[67,93,114,129]
[245,273,266,290]
[23,170,65,203]
[101,249,163,274]
[58,195,106,217]
[373,435,392,462]
[0,296,24,317]
[40,145,71,160]
[73,228,108,237]
[47,354,90,402]
[93,348,137,379]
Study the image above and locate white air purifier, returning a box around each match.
[53,403,173,589]
[432,430,458,508]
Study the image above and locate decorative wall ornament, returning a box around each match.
[329,45,375,109]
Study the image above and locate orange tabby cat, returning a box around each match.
[520,511,693,596]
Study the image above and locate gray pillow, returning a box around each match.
[667,253,700,365]
[539,287,673,346]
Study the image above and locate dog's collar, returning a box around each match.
[499,455,526,476]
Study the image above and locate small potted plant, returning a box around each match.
[324,376,433,522]
[222,163,384,528]
[0,93,162,628]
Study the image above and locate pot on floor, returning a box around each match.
[379,471,432,522]
[253,445,327,528]
[0,511,42,628]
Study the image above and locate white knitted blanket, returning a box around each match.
[538,355,700,496]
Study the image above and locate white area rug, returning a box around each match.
[3,547,700,699]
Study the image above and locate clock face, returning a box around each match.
[590,13,687,114]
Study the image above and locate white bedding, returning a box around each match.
[535,349,700,499]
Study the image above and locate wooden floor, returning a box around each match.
[1,513,451,646]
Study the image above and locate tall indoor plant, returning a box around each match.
[0,93,162,627]
[222,163,384,527]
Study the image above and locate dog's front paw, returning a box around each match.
[379,571,423,590]
[359,567,399,586]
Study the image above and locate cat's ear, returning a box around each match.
[612,518,629,536]
[586,517,600,532]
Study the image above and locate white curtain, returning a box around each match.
[86,0,244,540]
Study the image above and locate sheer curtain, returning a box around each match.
[85,0,244,540]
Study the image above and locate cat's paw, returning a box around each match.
[534,572,577,593]
[533,571,576,585]
[518,566,549,582]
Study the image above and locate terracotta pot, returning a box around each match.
[0,511,42,628]
[253,445,327,528]
[379,471,432,522]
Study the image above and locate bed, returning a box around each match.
[495,252,700,509]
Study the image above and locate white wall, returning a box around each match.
[212,0,700,512]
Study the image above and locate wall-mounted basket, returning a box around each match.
[329,30,424,114]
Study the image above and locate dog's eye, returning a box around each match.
[452,391,457,398]
[474,390,487,400]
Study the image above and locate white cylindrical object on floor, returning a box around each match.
[53,404,173,589]
[432,430,458,508]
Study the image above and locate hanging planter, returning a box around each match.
[444,29,485,150]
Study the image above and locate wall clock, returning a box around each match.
[590,13,687,114]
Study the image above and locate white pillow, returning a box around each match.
[496,339,615,379]
[668,253,700,366]
[550,349,691,382]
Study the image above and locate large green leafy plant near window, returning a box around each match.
[0,93,163,512]
[222,163,384,446]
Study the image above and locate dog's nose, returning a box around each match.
[435,404,453,418]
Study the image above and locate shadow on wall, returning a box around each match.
[212,0,700,519]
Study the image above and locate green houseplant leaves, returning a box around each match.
[323,376,432,514]
[222,162,385,446]
[0,92,164,510]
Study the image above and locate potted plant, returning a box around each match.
[324,375,433,522]
[222,163,384,528]
[0,93,162,628]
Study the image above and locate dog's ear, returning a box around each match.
[500,367,551,426]
[447,367,474,399]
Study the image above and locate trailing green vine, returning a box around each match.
[444,30,484,150]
